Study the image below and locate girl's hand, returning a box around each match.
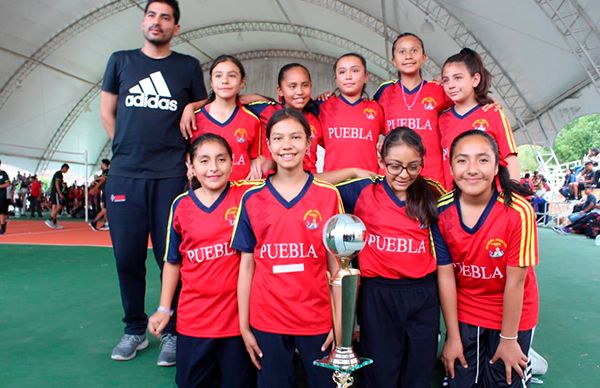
[241,327,263,369]
[179,103,197,140]
[482,99,504,112]
[321,329,334,352]
[490,338,528,385]
[316,91,333,101]
[440,336,467,379]
[247,158,263,180]
[147,311,170,338]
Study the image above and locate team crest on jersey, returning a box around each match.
[486,238,507,258]
[304,209,322,230]
[224,207,238,226]
[421,97,437,111]
[234,128,248,143]
[472,119,490,131]
[363,108,377,120]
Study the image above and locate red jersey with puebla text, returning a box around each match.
[374,80,452,184]
[337,176,445,279]
[317,96,385,172]
[246,101,322,173]
[231,174,343,335]
[433,190,539,330]
[165,181,258,338]
[192,104,262,181]
[438,105,518,190]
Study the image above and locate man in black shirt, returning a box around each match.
[0,160,11,235]
[100,0,206,366]
[44,163,69,229]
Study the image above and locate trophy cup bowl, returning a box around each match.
[315,214,372,387]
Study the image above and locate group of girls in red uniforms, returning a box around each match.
[146,31,539,388]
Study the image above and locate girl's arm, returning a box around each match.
[179,99,208,140]
[438,264,467,378]
[490,265,529,385]
[238,251,262,369]
[505,155,521,182]
[316,168,377,185]
[147,262,181,337]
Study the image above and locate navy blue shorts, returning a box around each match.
[444,323,533,388]
[176,334,255,388]
[358,274,440,388]
[252,328,334,388]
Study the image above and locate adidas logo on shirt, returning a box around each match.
[125,71,178,111]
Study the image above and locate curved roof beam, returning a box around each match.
[535,0,600,94]
[407,0,540,142]
[44,48,384,174]
[0,0,142,113]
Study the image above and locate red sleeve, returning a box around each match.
[506,196,538,268]
[245,109,261,160]
[491,110,518,159]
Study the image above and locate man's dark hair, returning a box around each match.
[144,0,180,24]
[101,159,111,166]
[61,163,70,170]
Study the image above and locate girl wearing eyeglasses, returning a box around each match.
[335,126,446,388]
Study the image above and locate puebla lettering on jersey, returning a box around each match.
[327,126,373,140]
[186,242,236,263]
[258,243,318,259]
[367,233,426,254]
[453,262,504,280]
[386,117,432,131]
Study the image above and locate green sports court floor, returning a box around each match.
[1,227,598,387]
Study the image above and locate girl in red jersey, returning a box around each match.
[434,130,539,388]
[148,134,256,387]
[439,48,519,190]
[318,53,385,173]
[232,108,342,388]
[191,55,264,180]
[374,33,453,185]
[336,127,445,388]
[245,63,323,173]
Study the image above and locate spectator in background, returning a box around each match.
[0,160,11,234]
[44,163,69,229]
[89,159,110,231]
[554,185,599,234]
[569,162,595,199]
[520,172,533,192]
[29,175,43,218]
[559,168,576,200]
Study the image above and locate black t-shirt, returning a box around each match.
[0,170,9,199]
[102,49,207,179]
[50,171,63,196]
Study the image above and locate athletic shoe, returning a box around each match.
[44,220,56,229]
[551,225,568,235]
[99,224,110,231]
[111,334,149,361]
[157,333,176,367]
[88,222,98,231]
[0,229,4,235]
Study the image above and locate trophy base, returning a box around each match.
[313,346,373,373]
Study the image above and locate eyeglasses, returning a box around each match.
[384,161,423,176]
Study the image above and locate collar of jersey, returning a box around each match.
[382,179,406,207]
[201,105,239,127]
[266,173,313,209]
[455,189,498,234]
[450,104,481,119]
[188,182,230,213]
[338,94,363,106]
[397,79,428,95]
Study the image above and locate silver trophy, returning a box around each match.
[314,214,372,388]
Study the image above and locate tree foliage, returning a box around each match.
[553,113,600,163]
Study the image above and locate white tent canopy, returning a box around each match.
[1,0,599,178]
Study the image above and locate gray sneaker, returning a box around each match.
[111,334,149,361]
[157,333,176,367]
